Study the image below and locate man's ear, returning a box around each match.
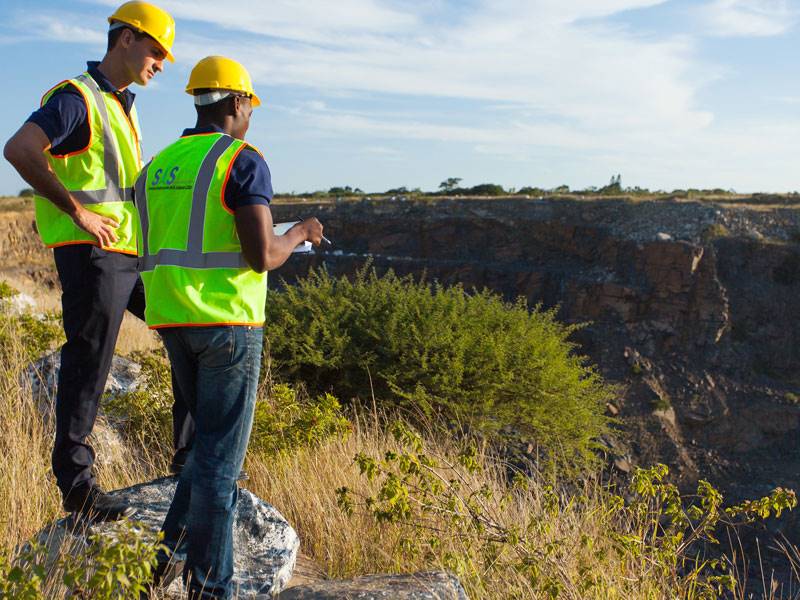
[232,95,244,117]
[118,28,134,50]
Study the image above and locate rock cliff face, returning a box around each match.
[270,197,800,498]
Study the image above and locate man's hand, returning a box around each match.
[72,206,119,247]
[297,217,323,245]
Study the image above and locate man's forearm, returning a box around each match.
[263,224,308,271]
[236,207,322,273]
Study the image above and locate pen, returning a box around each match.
[300,216,331,246]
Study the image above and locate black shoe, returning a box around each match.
[63,485,136,522]
[139,553,185,599]
[170,460,249,482]
[169,450,190,476]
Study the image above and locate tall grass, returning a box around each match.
[0,319,59,551]
[0,305,162,551]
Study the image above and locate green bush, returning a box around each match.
[702,223,730,242]
[0,521,163,599]
[249,383,350,456]
[265,268,614,470]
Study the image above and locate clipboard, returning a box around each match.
[273,221,313,254]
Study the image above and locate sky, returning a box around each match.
[0,0,799,194]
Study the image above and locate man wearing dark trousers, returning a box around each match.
[2,1,185,521]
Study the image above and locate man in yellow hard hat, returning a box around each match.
[134,56,322,598]
[3,1,180,522]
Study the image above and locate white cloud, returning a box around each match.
[696,0,797,37]
[14,13,106,46]
[150,0,712,139]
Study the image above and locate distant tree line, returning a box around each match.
[275,175,745,200]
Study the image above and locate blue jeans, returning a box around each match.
[157,325,263,599]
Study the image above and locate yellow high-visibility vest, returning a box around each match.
[135,132,268,328]
[34,72,143,255]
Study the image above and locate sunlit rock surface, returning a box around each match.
[35,477,299,598]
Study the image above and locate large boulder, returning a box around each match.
[35,477,299,598]
[27,350,143,404]
[26,350,143,470]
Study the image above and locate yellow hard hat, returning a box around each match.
[108,1,176,63]
[185,56,262,107]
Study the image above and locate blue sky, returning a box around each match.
[1,0,799,194]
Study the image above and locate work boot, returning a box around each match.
[139,552,185,599]
[63,484,136,522]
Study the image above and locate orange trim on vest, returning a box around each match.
[47,239,139,256]
[109,92,142,165]
[42,81,94,159]
[180,132,224,139]
[220,143,248,215]
[149,320,265,330]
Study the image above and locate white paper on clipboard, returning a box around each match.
[273,221,313,254]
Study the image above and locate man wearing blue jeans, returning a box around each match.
[134,55,322,598]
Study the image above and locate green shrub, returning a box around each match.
[265,268,614,470]
[702,223,730,242]
[0,521,163,599]
[249,383,350,456]
[337,424,797,599]
[0,281,17,301]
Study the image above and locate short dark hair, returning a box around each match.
[194,96,235,121]
[192,89,249,119]
[107,25,149,53]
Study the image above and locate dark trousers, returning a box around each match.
[51,244,194,495]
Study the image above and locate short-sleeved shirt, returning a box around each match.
[26,61,135,156]
[180,125,273,210]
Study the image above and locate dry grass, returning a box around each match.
[0,334,59,550]
[0,267,160,357]
[0,314,161,552]
[244,416,673,599]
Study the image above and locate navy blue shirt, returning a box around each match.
[180,125,273,210]
[26,62,135,156]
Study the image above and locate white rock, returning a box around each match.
[35,477,299,598]
[656,232,673,241]
[27,350,143,404]
[2,292,36,315]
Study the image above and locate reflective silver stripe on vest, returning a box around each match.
[134,162,151,267]
[73,73,132,205]
[138,135,248,272]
